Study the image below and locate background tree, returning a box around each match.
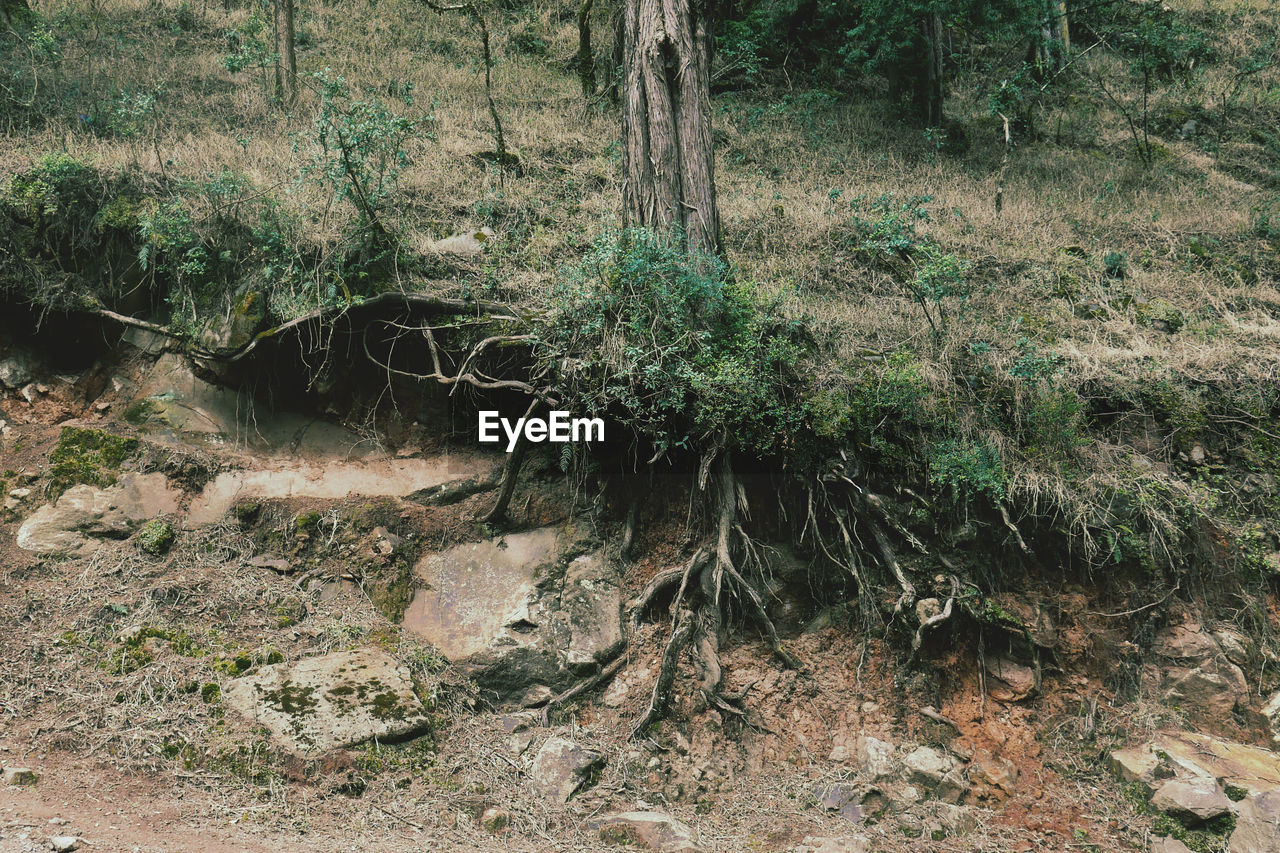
[621,0,720,255]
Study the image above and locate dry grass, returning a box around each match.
[3,0,1278,572]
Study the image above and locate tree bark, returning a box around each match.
[280,0,298,98]
[578,0,596,97]
[621,0,721,256]
[921,12,945,126]
[1037,1,1070,73]
[1,0,30,24]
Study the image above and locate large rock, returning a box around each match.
[1151,620,1249,725]
[812,783,882,824]
[902,745,957,787]
[1262,691,1280,749]
[16,473,180,556]
[984,655,1036,701]
[1109,746,1163,789]
[968,749,1019,800]
[222,648,431,755]
[527,736,604,803]
[402,528,622,707]
[1116,731,1280,797]
[589,812,700,852]
[1150,777,1231,825]
[0,351,33,389]
[1230,790,1280,853]
[854,736,896,780]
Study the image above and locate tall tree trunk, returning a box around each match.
[621,0,721,256]
[280,0,298,98]
[921,12,945,126]
[578,0,596,98]
[270,0,284,98]
[1037,1,1070,73]
[1,0,30,25]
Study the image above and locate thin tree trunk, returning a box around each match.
[281,0,298,98]
[271,0,284,99]
[578,0,596,98]
[621,0,721,255]
[921,12,944,126]
[1,0,30,24]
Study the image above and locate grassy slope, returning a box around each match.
[2,0,1279,585]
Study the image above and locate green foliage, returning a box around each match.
[83,86,160,138]
[297,69,419,237]
[507,24,547,57]
[47,427,139,497]
[222,10,275,75]
[136,519,176,555]
[1082,1,1215,83]
[930,439,1007,505]
[546,228,810,456]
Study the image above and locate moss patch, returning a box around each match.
[47,427,139,497]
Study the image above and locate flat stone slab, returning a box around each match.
[403,527,565,660]
[187,455,497,525]
[1152,731,1280,796]
[222,649,430,755]
[16,473,180,556]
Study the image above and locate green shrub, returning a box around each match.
[136,519,176,555]
[930,439,1007,506]
[545,228,810,456]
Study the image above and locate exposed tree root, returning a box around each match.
[911,575,959,653]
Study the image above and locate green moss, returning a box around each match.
[47,427,139,497]
[201,682,221,703]
[260,681,318,715]
[136,519,175,555]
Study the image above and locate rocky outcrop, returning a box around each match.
[222,648,431,755]
[1230,790,1280,853]
[1150,619,1249,726]
[1110,731,1280,797]
[1262,691,1280,749]
[589,811,700,852]
[16,473,180,556]
[527,736,604,803]
[1149,777,1232,825]
[402,527,623,708]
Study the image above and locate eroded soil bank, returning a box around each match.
[3,321,1280,853]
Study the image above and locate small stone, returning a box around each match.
[247,554,291,572]
[480,807,510,833]
[8,488,30,499]
[429,227,495,256]
[1151,777,1231,825]
[3,767,38,786]
[528,736,604,803]
[49,837,79,852]
[854,736,896,780]
[589,811,700,852]
[1151,838,1195,853]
